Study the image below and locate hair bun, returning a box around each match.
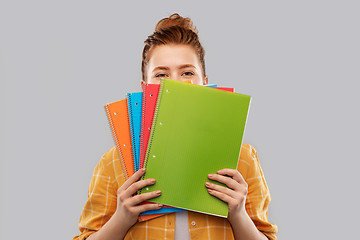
[155,13,198,33]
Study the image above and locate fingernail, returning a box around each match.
[151,179,156,184]
[205,182,210,187]
[142,168,146,172]
[158,204,163,208]
[156,190,161,195]
[208,174,214,178]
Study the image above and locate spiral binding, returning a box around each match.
[139,85,147,169]
[139,79,166,190]
[104,103,129,179]
[124,98,135,175]
[127,94,137,172]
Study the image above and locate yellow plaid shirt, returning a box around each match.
[73,143,278,240]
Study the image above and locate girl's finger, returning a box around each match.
[130,190,162,205]
[119,168,146,192]
[207,188,233,204]
[122,178,156,199]
[217,168,246,185]
[208,173,242,191]
[133,202,163,215]
[205,182,237,198]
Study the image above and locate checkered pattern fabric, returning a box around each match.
[73,143,277,240]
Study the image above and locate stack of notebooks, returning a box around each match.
[105,78,251,221]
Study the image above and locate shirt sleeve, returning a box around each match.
[243,144,278,240]
[73,148,120,240]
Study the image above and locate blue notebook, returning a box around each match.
[141,207,185,215]
[127,92,143,172]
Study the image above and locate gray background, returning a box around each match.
[1,0,359,239]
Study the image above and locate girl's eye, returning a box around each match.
[155,73,167,78]
[183,72,194,76]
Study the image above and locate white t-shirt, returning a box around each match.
[174,211,191,240]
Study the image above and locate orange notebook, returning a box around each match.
[105,99,165,222]
[105,99,135,179]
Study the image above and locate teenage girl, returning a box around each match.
[74,13,278,240]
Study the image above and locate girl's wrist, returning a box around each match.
[113,209,137,230]
[228,207,248,224]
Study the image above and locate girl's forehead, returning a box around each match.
[148,45,201,69]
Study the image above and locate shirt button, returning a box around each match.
[191,221,196,226]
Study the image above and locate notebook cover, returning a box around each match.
[104,99,135,179]
[140,79,251,217]
[139,83,233,218]
[127,92,143,172]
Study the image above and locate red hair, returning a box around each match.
[141,13,206,82]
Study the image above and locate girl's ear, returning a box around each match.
[204,75,209,85]
[141,80,145,90]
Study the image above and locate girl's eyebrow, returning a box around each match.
[152,66,169,72]
[178,64,196,69]
[152,64,196,73]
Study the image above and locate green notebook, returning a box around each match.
[140,79,251,217]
